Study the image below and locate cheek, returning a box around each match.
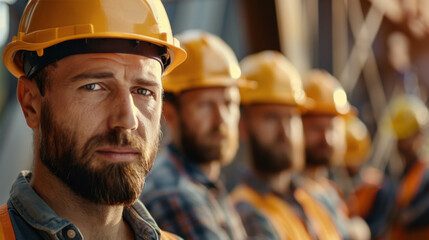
[49,96,96,134]
[251,121,276,146]
[226,106,240,132]
[136,102,162,138]
[303,128,320,147]
[182,105,212,133]
[291,117,304,148]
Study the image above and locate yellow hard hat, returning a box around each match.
[303,69,352,115]
[3,0,187,78]
[344,115,372,169]
[382,94,429,140]
[162,30,243,94]
[239,50,306,106]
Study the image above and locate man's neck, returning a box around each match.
[198,161,221,183]
[30,160,134,240]
[255,170,292,195]
[303,165,328,181]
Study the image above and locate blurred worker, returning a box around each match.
[0,0,187,239]
[343,115,372,179]
[298,70,370,240]
[230,51,341,240]
[140,31,247,240]
[349,94,429,240]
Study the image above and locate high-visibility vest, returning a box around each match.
[232,185,342,240]
[294,189,342,240]
[0,203,177,240]
[231,185,311,240]
[0,204,15,240]
[391,160,429,240]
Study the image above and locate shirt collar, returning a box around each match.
[9,171,162,239]
[243,171,297,201]
[9,171,72,235]
[167,143,220,189]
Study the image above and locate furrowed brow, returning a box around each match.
[71,72,114,82]
[134,78,161,88]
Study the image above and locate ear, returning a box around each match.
[17,76,42,129]
[162,101,179,133]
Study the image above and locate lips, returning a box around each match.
[95,146,140,163]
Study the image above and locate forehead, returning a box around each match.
[247,104,298,115]
[50,53,162,81]
[302,115,336,126]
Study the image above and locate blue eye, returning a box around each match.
[83,83,102,90]
[136,88,151,96]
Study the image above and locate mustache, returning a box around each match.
[208,125,229,137]
[81,129,145,160]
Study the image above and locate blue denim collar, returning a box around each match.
[9,171,161,239]
[9,171,72,235]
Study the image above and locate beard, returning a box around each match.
[248,132,292,174]
[179,121,238,165]
[305,146,332,167]
[39,101,159,205]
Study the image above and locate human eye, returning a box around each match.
[133,88,153,96]
[81,83,102,91]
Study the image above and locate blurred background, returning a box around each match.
[2,0,429,202]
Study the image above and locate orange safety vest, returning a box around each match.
[294,189,342,240]
[0,203,177,240]
[391,160,429,240]
[231,185,342,240]
[231,185,311,240]
[0,204,15,240]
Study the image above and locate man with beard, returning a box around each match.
[298,70,369,240]
[0,0,187,239]
[230,51,341,240]
[140,31,247,240]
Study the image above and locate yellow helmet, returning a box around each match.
[303,69,352,115]
[3,0,186,78]
[382,94,429,140]
[344,115,372,169]
[239,50,306,106]
[162,30,242,94]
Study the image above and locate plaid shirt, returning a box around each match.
[140,144,247,240]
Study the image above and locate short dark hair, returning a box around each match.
[163,91,180,108]
[31,63,57,96]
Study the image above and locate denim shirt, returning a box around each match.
[140,144,247,240]
[5,171,175,240]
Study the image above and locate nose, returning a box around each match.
[278,118,291,142]
[108,91,139,131]
[212,104,228,127]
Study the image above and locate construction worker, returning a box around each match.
[0,0,187,239]
[297,70,370,240]
[349,94,429,240]
[140,31,247,240]
[230,51,342,240]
